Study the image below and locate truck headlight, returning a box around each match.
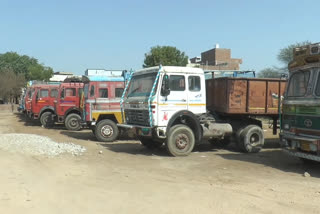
[283,123,290,130]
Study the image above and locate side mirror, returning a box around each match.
[161,74,170,96]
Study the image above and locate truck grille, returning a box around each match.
[125,109,150,126]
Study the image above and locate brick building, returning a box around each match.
[189,45,242,70]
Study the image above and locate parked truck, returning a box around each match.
[119,66,286,156]
[29,84,60,125]
[280,42,320,162]
[51,80,84,130]
[81,73,126,142]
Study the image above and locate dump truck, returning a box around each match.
[81,72,127,142]
[280,42,320,162]
[119,66,286,156]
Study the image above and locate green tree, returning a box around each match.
[0,68,25,103]
[0,52,53,81]
[143,46,188,68]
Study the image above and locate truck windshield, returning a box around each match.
[127,72,158,98]
[287,70,310,97]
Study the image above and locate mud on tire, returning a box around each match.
[237,125,264,153]
[166,124,195,157]
[65,113,82,131]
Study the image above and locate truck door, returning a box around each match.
[37,88,50,108]
[58,87,77,116]
[187,75,206,114]
[158,74,188,126]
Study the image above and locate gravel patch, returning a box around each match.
[0,133,86,157]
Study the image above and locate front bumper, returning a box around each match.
[118,124,166,138]
[280,132,320,162]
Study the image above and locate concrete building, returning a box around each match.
[189,44,242,70]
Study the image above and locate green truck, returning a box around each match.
[280,42,320,162]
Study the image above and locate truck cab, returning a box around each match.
[120,66,209,156]
[30,84,60,125]
[53,82,84,130]
[280,43,320,162]
[82,74,126,142]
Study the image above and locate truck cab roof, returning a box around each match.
[134,66,204,76]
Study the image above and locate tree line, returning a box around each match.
[0,52,54,103]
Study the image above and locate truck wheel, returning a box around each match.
[139,137,163,149]
[40,112,54,128]
[95,119,119,142]
[65,113,81,131]
[166,124,195,157]
[238,125,264,153]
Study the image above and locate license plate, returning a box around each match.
[300,141,310,152]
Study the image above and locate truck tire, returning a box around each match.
[95,119,119,142]
[237,125,264,153]
[139,137,163,149]
[40,112,54,128]
[166,124,195,157]
[65,113,82,131]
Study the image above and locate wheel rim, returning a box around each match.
[249,133,260,146]
[175,133,189,150]
[69,118,79,128]
[101,125,113,138]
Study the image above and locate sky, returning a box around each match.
[0,0,319,75]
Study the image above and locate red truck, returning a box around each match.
[29,84,60,125]
[52,81,84,130]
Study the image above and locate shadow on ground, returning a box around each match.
[217,145,320,178]
[15,113,67,129]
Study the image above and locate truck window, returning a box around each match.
[66,88,76,97]
[50,89,58,98]
[188,76,201,91]
[40,89,49,98]
[90,85,95,97]
[99,89,108,98]
[78,88,84,97]
[287,70,310,97]
[115,88,124,97]
[60,89,65,99]
[170,75,185,91]
[31,88,35,97]
[84,84,89,98]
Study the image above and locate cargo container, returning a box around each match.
[206,77,286,115]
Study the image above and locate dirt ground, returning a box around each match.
[0,105,319,214]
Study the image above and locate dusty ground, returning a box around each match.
[0,105,319,214]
